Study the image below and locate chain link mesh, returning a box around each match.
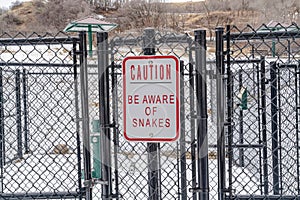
[1,24,300,200]
[227,23,300,198]
[0,32,83,199]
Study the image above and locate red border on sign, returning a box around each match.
[122,55,180,142]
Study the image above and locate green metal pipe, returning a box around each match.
[92,119,101,179]
[88,25,93,57]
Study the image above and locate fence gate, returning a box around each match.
[0,33,86,199]
[88,28,219,200]
[222,24,300,200]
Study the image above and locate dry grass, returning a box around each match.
[5,1,38,32]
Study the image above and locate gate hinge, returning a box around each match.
[189,114,208,120]
[101,122,116,128]
[224,122,231,126]
[73,117,83,122]
[73,50,83,55]
[223,188,236,194]
[109,193,123,199]
[189,187,209,193]
[224,50,231,55]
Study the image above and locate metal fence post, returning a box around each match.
[194,29,209,200]
[216,27,226,200]
[97,31,112,200]
[15,69,22,159]
[260,57,268,195]
[143,28,161,200]
[189,61,197,200]
[111,61,120,199]
[187,36,197,200]
[296,60,300,194]
[73,38,83,200]
[79,31,92,200]
[179,60,187,200]
[0,68,3,192]
[22,69,29,154]
[270,61,279,195]
[225,25,233,198]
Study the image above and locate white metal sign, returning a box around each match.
[122,55,180,142]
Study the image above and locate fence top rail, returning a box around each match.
[111,33,193,47]
[0,36,80,46]
[227,30,300,41]
[0,62,76,68]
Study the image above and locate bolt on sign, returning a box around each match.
[122,55,180,142]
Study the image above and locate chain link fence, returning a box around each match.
[225,24,300,198]
[1,23,300,200]
[0,32,83,199]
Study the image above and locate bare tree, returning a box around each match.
[117,0,167,31]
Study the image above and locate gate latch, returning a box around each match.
[83,179,109,188]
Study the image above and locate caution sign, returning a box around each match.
[122,55,180,142]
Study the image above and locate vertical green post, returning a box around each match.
[91,119,101,179]
[88,25,93,57]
